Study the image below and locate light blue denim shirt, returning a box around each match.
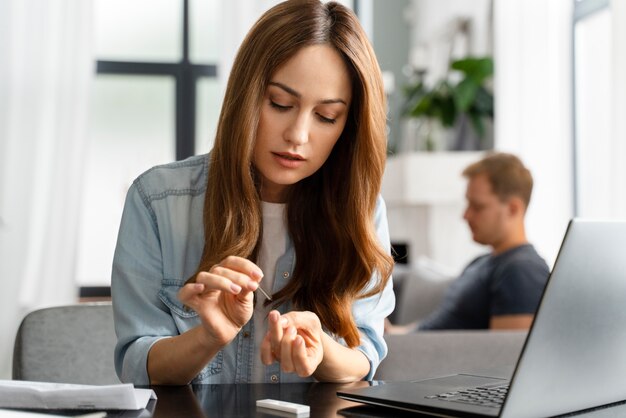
[111,154,395,385]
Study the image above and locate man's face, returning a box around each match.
[463,173,511,247]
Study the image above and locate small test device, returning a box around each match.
[256,399,310,416]
[256,286,272,301]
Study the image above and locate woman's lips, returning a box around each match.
[272,152,305,168]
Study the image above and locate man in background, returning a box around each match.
[387,152,549,332]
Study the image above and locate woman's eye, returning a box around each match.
[317,114,337,124]
[270,101,291,111]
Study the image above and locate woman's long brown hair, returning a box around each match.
[191,0,393,348]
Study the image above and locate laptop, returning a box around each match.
[338,219,626,417]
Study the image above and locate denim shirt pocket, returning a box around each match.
[158,280,223,380]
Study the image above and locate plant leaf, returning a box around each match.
[437,95,456,127]
[471,87,494,117]
[453,79,479,112]
[451,57,494,84]
[468,112,486,138]
[401,83,424,115]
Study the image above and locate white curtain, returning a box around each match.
[493,0,574,267]
[0,0,93,378]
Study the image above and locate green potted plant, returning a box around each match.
[402,56,494,151]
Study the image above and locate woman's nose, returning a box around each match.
[284,113,310,145]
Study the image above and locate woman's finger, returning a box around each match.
[177,282,206,306]
[279,326,297,373]
[260,332,274,365]
[292,335,315,377]
[196,269,252,294]
[279,311,319,333]
[218,256,264,284]
[268,310,287,359]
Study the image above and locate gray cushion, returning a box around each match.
[13,302,119,385]
[392,263,455,324]
[375,331,527,381]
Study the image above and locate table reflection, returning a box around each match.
[149,381,370,418]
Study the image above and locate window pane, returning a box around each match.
[76,75,176,286]
[575,8,611,217]
[196,77,222,154]
[190,0,221,63]
[94,0,182,62]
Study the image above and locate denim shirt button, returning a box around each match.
[243,331,250,338]
[282,271,289,279]
[270,374,279,383]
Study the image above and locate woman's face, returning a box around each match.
[253,44,353,203]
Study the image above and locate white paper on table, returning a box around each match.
[0,380,156,411]
[0,409,106,418]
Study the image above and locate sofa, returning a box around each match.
[14,302,527,385]
[388,259,456,325]
[375,331,527,381]
[378,261,527,382]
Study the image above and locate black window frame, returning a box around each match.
[95,0,217,161]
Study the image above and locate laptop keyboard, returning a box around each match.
[426,384,509,408]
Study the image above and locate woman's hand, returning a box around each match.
[178,256,263,347]
[260,310,324,377]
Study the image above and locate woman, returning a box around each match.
[112,0,394,385]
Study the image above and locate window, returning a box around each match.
[76,0,221,289]
[573,0,611,217]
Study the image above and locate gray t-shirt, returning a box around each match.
[418,244,549,330]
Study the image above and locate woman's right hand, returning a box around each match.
[178,256,264,347]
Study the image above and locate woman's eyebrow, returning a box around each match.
[268,81,347,105]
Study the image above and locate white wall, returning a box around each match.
[575,9,611,218]
[382,152,487,274]
[612,1,626,218]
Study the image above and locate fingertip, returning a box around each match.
[251,269,264,281]
[269,310,279,322]
[230,283,242,294]
[261,354,272,366]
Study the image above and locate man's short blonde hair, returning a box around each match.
[463,152,533,208]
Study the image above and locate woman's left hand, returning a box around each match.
[260,310,324,377]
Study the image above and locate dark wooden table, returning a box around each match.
[20,382,625,418]
[147,382,371,418]
[125,382,626,418]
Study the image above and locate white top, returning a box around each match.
[253,201,287,381]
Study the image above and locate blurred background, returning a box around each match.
[1,0,625,379]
